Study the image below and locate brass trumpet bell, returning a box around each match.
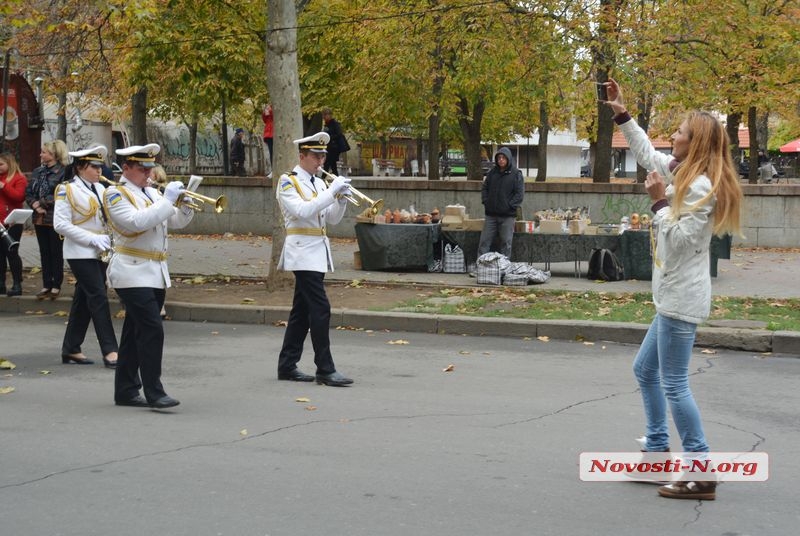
[318,169,384,215]
[179,190,228,214]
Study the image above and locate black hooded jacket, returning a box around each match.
[481,147,524,217]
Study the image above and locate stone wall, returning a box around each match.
[183,177,799,248]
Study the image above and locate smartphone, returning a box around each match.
[596,82,608,102]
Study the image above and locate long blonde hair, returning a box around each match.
[0,152,22,179]
[671,111,742,237]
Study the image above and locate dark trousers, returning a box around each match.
[323,152,341,176]
[114,287,167,403]
[34,224,64,290]
[0,224,23,285]
[264,137,273,165]
[231,159,246,177]
[62,258,118,357]
[478,215,516,258]
[278,271,336,375]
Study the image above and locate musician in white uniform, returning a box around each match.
[104,144,192,409]
[53,145,118,368]
[276,132,354,386]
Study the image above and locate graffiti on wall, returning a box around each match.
[599,194,651,223]
[147,124,225,175]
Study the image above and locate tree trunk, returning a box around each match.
[747,106,758,184]
[131,87,147,145]
[189,116,198,175]
[536,101,548,182]
[593,69,614,183]
[56,91,67,142]
[457,96,485,180]
[265,0,305,290]
[427,19,444,181]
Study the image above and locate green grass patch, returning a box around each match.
[386,288,800,331]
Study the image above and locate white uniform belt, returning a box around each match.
[286,227,326,236]
[115,245,168,261]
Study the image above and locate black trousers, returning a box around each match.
[34,224,64,290]
[323,152,341,176]
[0,224,23,284]
[114,287,167,403]
[62,258,118,357]
[278,271,336,375]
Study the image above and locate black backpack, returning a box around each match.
[587,248,625,281]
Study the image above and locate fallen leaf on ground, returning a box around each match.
[240,429,248,436]
[240,298,255,304]
[443,364,455,372]
[583,341,595,346]
[295,397,310,403]
[700,349,717,354]
[537,336,550,342]
[387,339,409,345]
[0,359,16,370]
[53,311,68,317]
[0,386,15,394]
[273,320,287,327]
[305,406,317,411]
[458,350,470,355]
[40,370,51,375]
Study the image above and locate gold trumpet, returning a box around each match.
[148,177,228,213]
[317,168,384,215]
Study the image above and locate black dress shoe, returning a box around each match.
[315,371,353,387]
[278,369,315,382]
[62,353,95,365]
[115,395,149,407]
[102,356,118,369]
[150,395,180,409]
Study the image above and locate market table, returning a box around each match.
[355,223,441,271]
[355,223,730,279]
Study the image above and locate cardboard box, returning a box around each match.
[441,214,464,228]
[444,205,466,218]
[515,221,535,233]
[568,219,588,235]
[462,218,484,231]
[539,220,566,234]
[584,225,598,235]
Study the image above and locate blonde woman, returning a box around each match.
[25,140,69,299]
[604,78,742,501]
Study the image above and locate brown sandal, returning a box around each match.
[658,481,716,500]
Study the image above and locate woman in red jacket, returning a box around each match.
[0,152,28,296]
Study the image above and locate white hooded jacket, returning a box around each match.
[619,118,715,324]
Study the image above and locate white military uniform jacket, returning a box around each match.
[276,166,347,273]
[104,176,193,289]
[53,177,109,260]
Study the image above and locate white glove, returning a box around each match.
[163,181,185,204]
[329,176,352,196]
[91,234,112,251]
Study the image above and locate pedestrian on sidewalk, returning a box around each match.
[477,147,524,258]
[230,128,246,177]
[0,152,27,296]
[53,145,118,368]
[321,108,349,176]
[105,144,194,409]
[262,104,274,175]
[604,78,742,501]
[26,140,69,300]
[275,131,354,387]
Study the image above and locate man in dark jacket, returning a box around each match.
[322,108,349,176]
[230,128,246,176]
[478,147,524,258]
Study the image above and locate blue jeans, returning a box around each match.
[633,313,709,453]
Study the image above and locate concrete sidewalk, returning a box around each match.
[9,231,800,355]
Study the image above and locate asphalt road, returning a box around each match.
[2,313,798,536]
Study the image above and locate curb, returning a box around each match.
[2,295,798,357]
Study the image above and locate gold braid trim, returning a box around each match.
[61,183,98,225]
[103,184,147,238]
